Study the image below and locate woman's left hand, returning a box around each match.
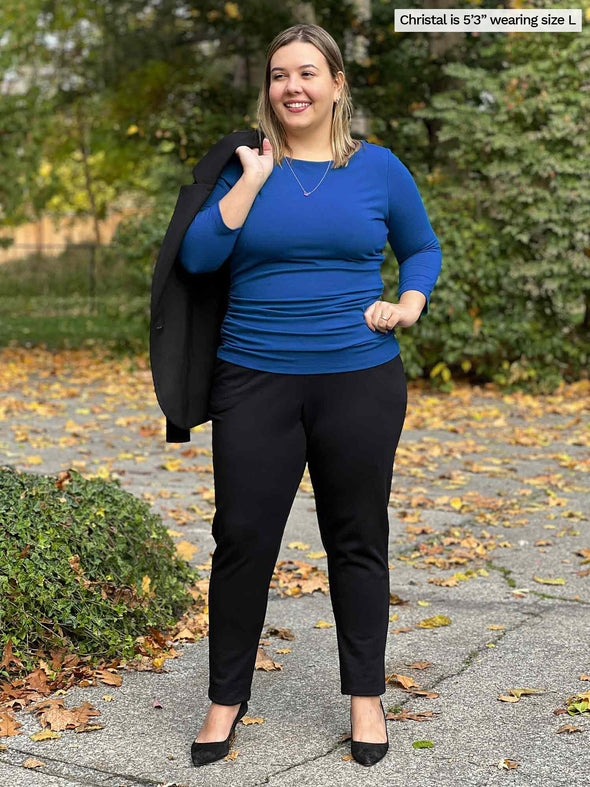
[363,300,420,332]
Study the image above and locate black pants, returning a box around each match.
[206,353,407,705]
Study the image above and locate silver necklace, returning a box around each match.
[285,156,333,197]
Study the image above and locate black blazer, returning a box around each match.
[149,127,265,443]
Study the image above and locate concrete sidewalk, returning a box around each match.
[1,354,589,786]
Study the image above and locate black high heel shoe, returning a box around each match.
[191,700,248,767]
[350,697,389,766]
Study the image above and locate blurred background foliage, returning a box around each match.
[0,0,588,392]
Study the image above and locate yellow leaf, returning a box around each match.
[417,615,451,628]
[287,541,310,550]
[175,541,197,561]
[30,730,61,741]
[141,575,151,595]
[532,575,565,585]
[499,687,546,702]
[162,459,182,472]
[314,620,334,628]
[430,361,450,380]
[225,2,241,18]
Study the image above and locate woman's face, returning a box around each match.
[268,41,343,135]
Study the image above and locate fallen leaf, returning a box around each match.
[96,669,122,687]
[30,730,61,742]
[556,723,584,734]
[242,715,264,725]
[175,540,197,561]
[265,626,295,640]
[74,723,104,733]
[407,661,432,670]
[255,647,282,672]
[498,758,519,769]
[498,687,547,702]
[23,758,45,768]
[387,673,419,690]
[388,709,439,722]
[416,615,451,628]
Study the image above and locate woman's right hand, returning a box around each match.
[235,137,274,188]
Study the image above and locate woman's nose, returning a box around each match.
[285,79,303,92]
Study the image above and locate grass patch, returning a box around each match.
[0,244,150,353]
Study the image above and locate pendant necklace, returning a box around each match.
[285,156,333,197]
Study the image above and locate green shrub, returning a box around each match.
[0,466,200,676]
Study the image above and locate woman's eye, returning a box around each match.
[273,72,314,79]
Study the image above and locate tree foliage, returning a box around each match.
[0,0,588,389]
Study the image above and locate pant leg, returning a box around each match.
[207,360,307,705]
[302,354,407,696]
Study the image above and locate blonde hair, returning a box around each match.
[255,24,361,170]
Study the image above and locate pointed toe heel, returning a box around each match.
[191,700,248,767]
[350,697,389,767]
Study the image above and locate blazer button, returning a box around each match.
[154,323,163,330]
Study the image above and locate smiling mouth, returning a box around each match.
[284,102,312,112]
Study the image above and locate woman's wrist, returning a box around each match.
[398,290,426,318]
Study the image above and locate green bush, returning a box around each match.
[0,466,200,676]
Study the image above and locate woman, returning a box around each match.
[182,23,442,767]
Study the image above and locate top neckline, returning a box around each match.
[285,140,365,164]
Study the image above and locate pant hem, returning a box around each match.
[341,689,386,696]
[208,694,250,705]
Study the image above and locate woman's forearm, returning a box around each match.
[218,174,262,230]
[178,174,262,274]
[399,290,426,314]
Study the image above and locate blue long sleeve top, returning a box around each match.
[178,140,442,374]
